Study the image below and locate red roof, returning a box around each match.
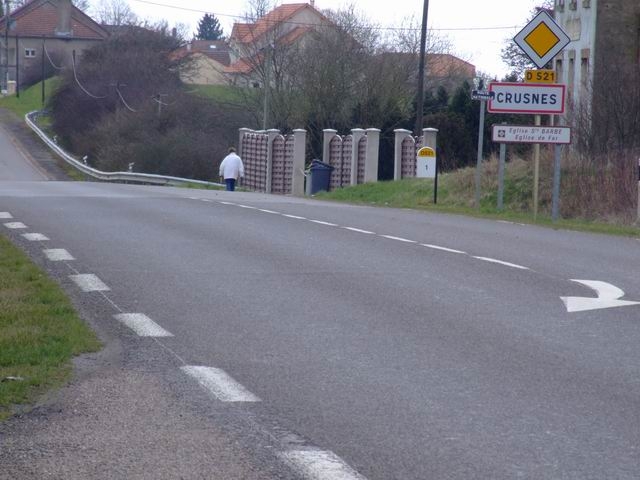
[231,3,323,44]
[0,0,109,40]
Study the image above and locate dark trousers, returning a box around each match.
[225,178,236,191]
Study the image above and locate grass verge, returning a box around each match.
[0,235,101,421]
[316,157,640,238]
[0,78,61,118]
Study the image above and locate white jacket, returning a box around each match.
[219,153,245,180]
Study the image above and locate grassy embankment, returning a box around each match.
[317,155,640,237]
[0,236,101,421]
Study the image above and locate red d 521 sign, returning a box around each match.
[488,82,566,115]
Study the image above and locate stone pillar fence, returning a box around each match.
[393,128,438,180]
[238,128,306,196]
[237,125,436,196]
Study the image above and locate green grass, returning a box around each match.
[0,77,61,117]
[0,235,101,421]
[187,84,253,104]
[316,159,640,238]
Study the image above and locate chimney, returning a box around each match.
[55,0,73,37]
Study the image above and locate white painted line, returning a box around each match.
[497,220,514,225]
[4,222,27,229]
[343,227,375,235]
[0,212,13,219]
[259,209,280,214]
[43,249,74,261]
[380,235,416,243]
[22,233,49,241]
[70,274,110,292]
[200,199,214,203]
[281,449,367,480]
[309,220,339,227]
[181,366,261,402]
[283,214,307,220]
[114,313,174,337]
[473,256,530,270]
[219,201,235,205]
[421,244,467,254]
[238,204,257,210]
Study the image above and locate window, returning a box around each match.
[556,0,565,12]
[569,0,577,10]
[583,0,590,7]
[24,48,36,58]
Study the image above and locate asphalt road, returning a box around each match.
[0,178,640,480]
[0,121,48,181]
[1,177,640,479]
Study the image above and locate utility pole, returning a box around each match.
[262,44,273,131]
[414,0,430,135]
[155,93,168,116]
[3,0,10,93]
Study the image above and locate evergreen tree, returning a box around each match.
[196,14,224,41]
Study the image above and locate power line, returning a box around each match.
[129,0,522,33]
[71,50,107,99]
[44,43,64,70]
[115,85,138,112]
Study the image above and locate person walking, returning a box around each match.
[219,147,245,192]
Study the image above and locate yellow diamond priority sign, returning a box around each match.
[514,11,570,69]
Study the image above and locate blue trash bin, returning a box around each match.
[309,160,334,194]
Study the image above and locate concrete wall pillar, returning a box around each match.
[393,129,412,180]
[238,128,252,159]
[365,128,380,183]
[292,129,307,196]
[322,129,338,164]
[350,128,366,186]
[266,129,280,194]
[423,128,438,150]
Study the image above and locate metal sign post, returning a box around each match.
[472,90,493,209]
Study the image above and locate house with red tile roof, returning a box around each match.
[0,0,108,93]
[172,40,231,86]
[225,2,328,86]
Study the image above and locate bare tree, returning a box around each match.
[92,0,137,26]
[243,0,276,22]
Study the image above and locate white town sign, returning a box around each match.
[488,82,566,115]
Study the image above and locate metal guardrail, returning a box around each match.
[25,111,224,188]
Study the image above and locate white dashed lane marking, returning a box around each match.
[70,274,110,292]
[380,235,417,243]
[0,212,13,219]
[343,227,375,235]
[281,449,368,480]
[3,222,27,229]
[23,233,49,241]
[473,256,530,270]
[309,220,339,227]
[43,249,74,261]
[114,313,174,337]
[421,244,466,254]
[206,199,533,271]
[181,366,261,402]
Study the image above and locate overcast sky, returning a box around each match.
[127,0,541,78]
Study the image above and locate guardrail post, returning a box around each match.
[365,128,380,183]
[292,129,307,196]
[394,129,412,180]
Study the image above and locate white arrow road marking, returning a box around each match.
[561,280,640,313]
